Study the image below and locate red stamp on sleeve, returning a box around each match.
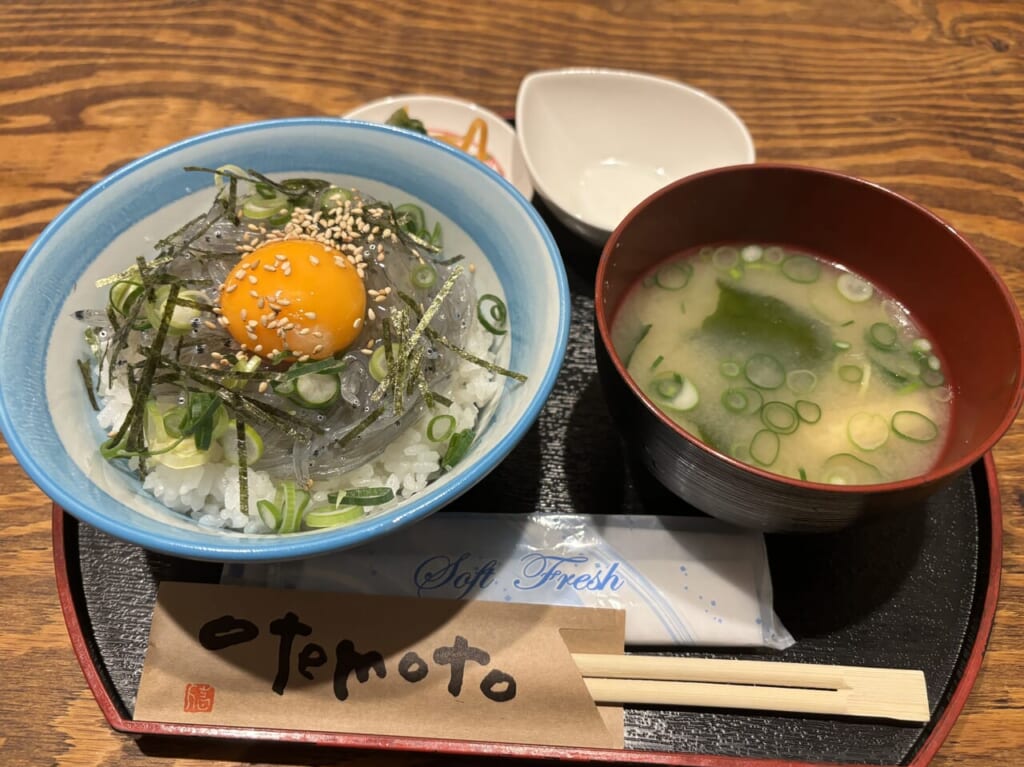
[183,683,216,713]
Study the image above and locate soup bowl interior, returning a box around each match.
[0,118,569,561]
[595,163,1024,532]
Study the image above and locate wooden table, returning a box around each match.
[1,1,1022,765]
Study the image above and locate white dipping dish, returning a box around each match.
[516,68,755,246]
[345,94,534,201]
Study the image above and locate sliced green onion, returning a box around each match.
[761,401,799,434]
[750,429,780,466]
[654,262,693,290]
[410,263,437,289]
[847,412,889,451]
[719,360,741,378]
[763,246,785,264]
[442,428,475,471]
[220,421,264,464]
[910,338,933,354]
[786,369,817,394]
[822,452,883,485]
[740,245,763,263]
[319,185,354,211]
[144,285,208,335]
[870,353,911,386]
[839,364,863,383]
[272,378,297,396]
[712,246,740,271]
[257,499,282,531]
[650,355,664,371]
[892,410,939,442]
[162,404,189,438]
[745,353,785,390]
[110,280,144,317]
[426,414,456,442]
[304,504,364,529]
[654,374,682,399]
[721,388,749,413]
[833,340,852,351]
[275,481,311,535]
[396,203,427,236]
[781,255,821,283]
[477,294,508,335]
[795,399,822,424]
[332,486,395,506]
[428,220,443,248]
[651,371,699,411]
[921,369,946,387]
[868,322,898,350]
[368,343,400,382]
[292,372,341,409]
[837,272,873,303]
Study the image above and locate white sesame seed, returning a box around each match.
[247,275,258,285]
[309,255,320,266]
[258,381,269,393]
[367,308,376,321]
[249,290,259,298]
[263,264,277,272]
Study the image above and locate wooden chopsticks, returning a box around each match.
[572,653,930,722]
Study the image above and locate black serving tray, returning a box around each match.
[52,198,1001,766]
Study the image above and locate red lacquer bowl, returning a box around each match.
[595,164,1024,532]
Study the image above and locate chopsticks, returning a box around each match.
[572,653,929,722]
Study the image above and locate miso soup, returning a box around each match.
[611,244,952,484]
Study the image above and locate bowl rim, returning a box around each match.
[515,67,756,238]
[595,161,1024,494]
[0,117,570,560]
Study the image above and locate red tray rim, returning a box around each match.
[51,456,1003,767]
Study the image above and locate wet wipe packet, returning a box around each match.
[223,513,793,649]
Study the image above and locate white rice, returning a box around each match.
[100,320,504,533]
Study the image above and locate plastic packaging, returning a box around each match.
[223,513,794,648]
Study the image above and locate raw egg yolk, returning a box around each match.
[218,239,366,360]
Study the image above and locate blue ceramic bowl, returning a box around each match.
[0,118,568,561]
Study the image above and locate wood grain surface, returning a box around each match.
[1,0,1022,765]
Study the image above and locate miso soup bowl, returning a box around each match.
[595,163,1024,532]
